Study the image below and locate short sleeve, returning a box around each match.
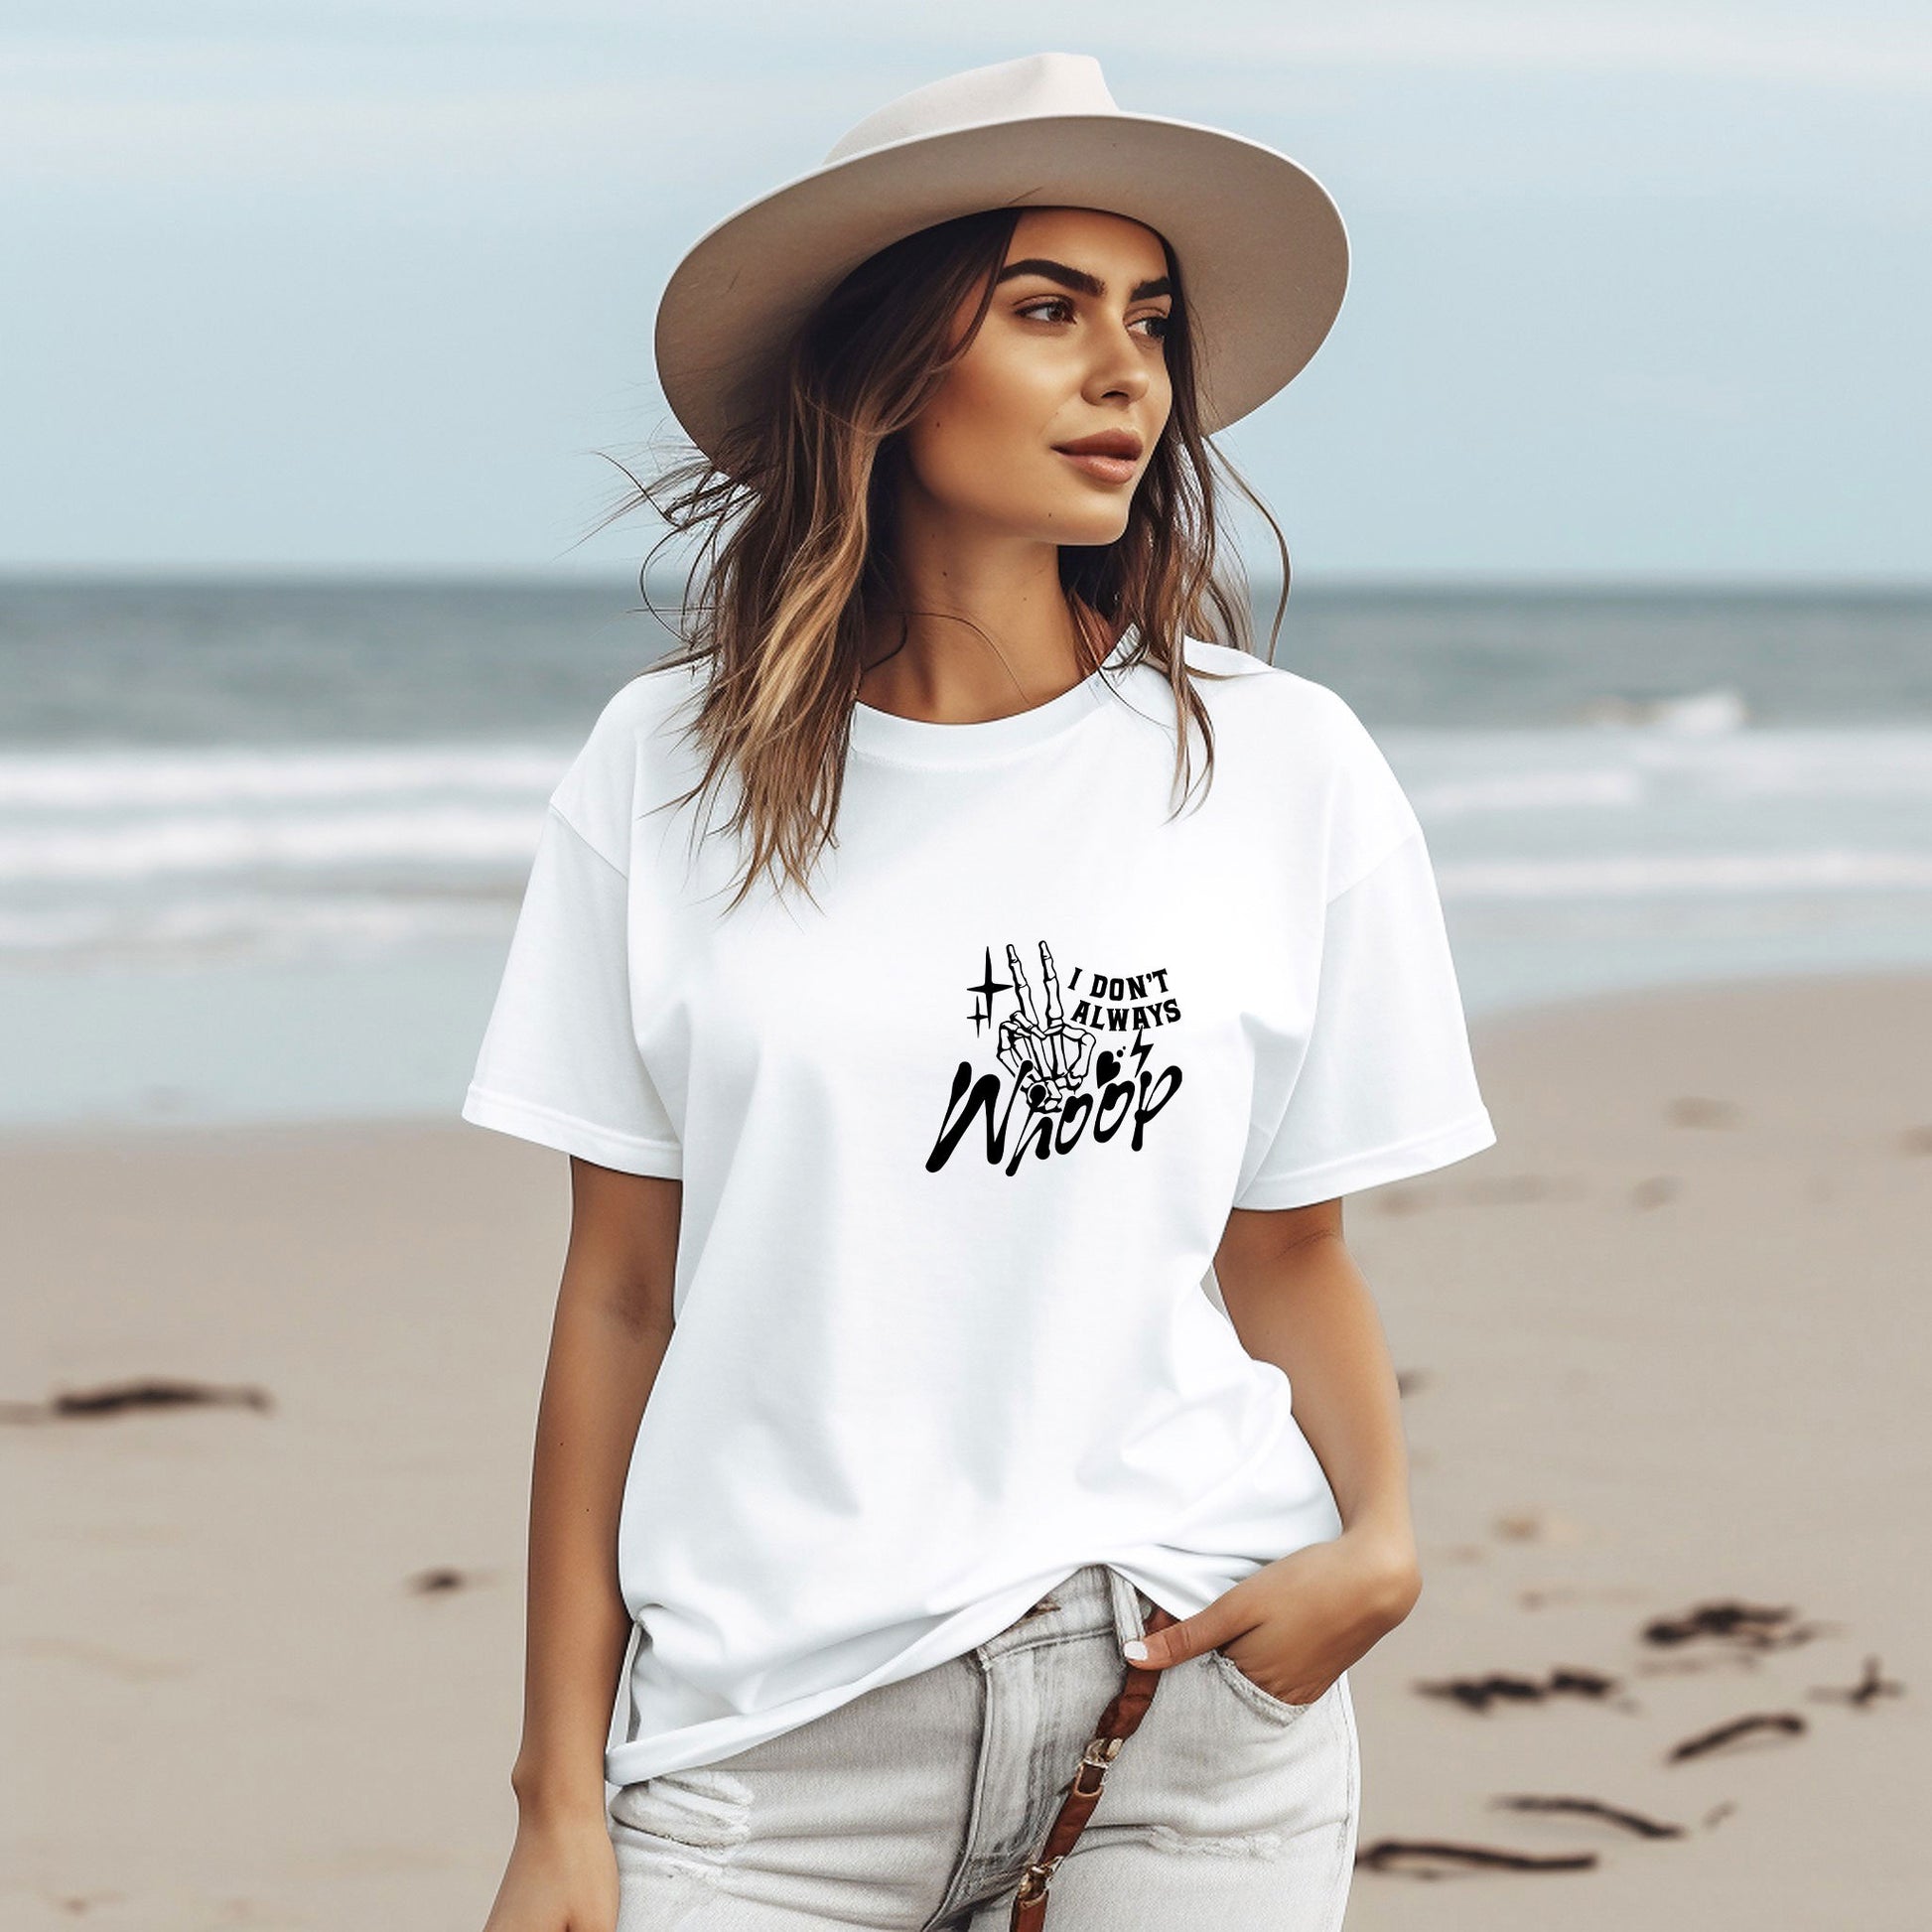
[1233,827,1495,1210]
[460,802,683,1177]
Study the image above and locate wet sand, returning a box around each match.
[3,969,1927,1929]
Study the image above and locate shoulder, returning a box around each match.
[1175,634,1378,757]
[1174,635,1421,897]
[548,651,708,870]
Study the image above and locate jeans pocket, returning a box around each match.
[609,1765,754,1857]
[1207,1646,1321,1725]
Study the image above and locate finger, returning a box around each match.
[995,1029,1025,1081]
[1122,1606,1241,1670]
[1038,940,1064,1026]
[1041,1022,1068,1084]
[1063,1025,1092,1084]
[997,1021,1044,1083]
[1007,942,1039,1029]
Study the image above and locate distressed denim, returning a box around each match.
[610,1560,1360,1930]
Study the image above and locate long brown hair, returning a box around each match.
[585,206,1293,913]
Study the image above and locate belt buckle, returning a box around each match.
[1015,1853,1062,1901]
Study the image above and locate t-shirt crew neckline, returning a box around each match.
[847,623,1139,768]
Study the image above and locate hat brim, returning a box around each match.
[653,110,1349,467]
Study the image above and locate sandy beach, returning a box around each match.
[3,967,1927,1930]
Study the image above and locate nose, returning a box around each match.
[1085,319,1154,404]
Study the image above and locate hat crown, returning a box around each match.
[821,52,1120,166]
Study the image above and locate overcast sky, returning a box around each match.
[2,2,1927,579]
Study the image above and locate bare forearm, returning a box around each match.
[510,1292,672,1823]
[1218,1227,1418,1563]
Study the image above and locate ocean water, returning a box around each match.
[3,576,1929,1131]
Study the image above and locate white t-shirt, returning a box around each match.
[462,627,1496,1787]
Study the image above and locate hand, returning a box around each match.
[997,939,1093,1105]
[1122,1530,1422,1706]
[480,1805,620,1932]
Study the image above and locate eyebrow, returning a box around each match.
[994,257,1173,303]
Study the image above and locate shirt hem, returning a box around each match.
[602,1529,1339,1788]
[1232,1107,1497,1211]
[604,1568,1079,1787]
[460,1084,683,1178]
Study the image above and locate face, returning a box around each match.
[894,206,1174,547]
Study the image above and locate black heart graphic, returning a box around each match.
[1095,1049,1121,1083]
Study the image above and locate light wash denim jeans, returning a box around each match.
[610,1561,1360,1930]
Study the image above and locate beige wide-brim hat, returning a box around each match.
[653,51,1349,473]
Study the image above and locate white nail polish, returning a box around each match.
[1123,1639,1148,1662]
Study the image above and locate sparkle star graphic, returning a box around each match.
[967,947,1012,1034]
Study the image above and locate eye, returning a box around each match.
[1016,295,1076,324]
[1016,296,1173,343]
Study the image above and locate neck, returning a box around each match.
[857,516,1112,728]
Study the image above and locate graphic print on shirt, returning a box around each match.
[925,940,1183,1175]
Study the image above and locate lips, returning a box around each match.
[1052,431,1144,460]
[1052,429,1145,487]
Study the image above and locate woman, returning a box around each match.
[465,52,1496,1932]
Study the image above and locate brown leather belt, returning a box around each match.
[1009,1601,1179,1930]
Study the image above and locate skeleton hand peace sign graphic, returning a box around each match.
[997,939,1094,1106]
